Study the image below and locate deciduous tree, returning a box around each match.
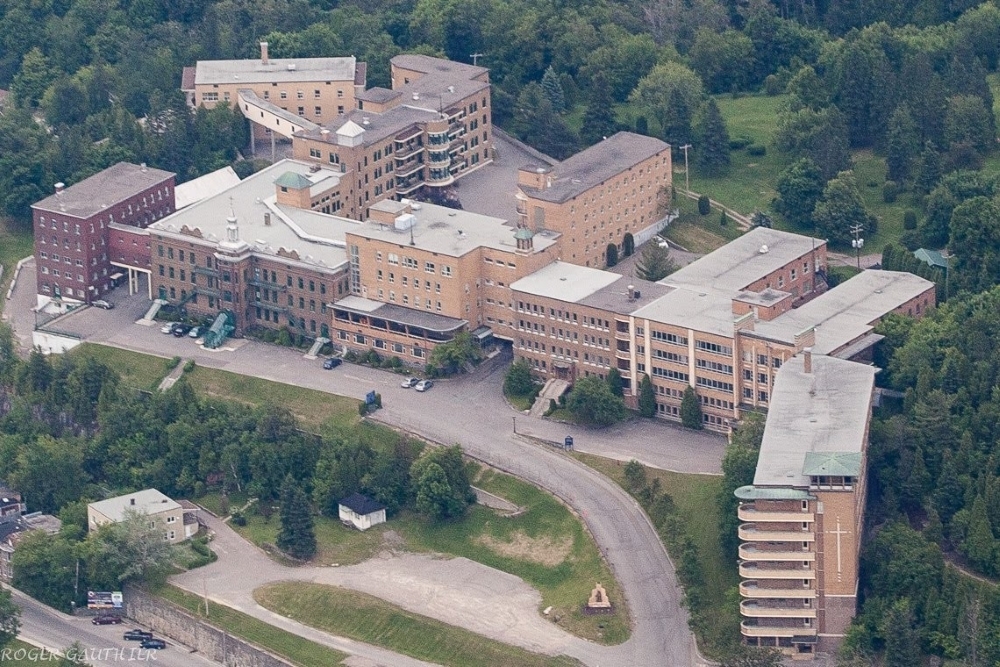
[811,171,877,247]
[774,158,824,230]
[566,376,627,426]
[0,588,19,651]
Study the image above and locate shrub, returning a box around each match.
[276,329,292,347]
[183,360,196,373]
[358,402,368,416]
[882,180,899,203]
[344,350,359,362]
[623,232,635,257]
[387,356,403,369]
[728,136,752,150]
[746,144,767,157]
[606,243,619,267]
[903,210,918,230]
[230,512,246,527]
[764,74,782,96]
[545,398,557,416]
[374,393,382,409]
[697,195,711,215]
[166,356,181,370]
[720,210,728,226]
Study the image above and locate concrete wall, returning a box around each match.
[124,586,294,667]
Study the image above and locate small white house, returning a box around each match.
[338,493,387,531]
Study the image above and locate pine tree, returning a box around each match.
[915,141,942,194]
[963,495,996,574]
[606,368,625,397]
[662,87,693,151]
[694,98,730,175]
[638,375,656,418]
[540,66,566,114]
[581,73,617,145]
[680,386,703,429]
[883,599,922,667]
[886,105,919,183]
[276,475,316,560]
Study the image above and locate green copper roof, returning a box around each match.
[801,451,863,476]
[274,172,312,189]
[914,248,949,270]
[734,486,815,500]
[514,227,534,240]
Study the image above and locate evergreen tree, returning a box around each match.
[774,158,825,229]
[883,598,922,667]
[636,242,677,281]
[915,142,942,194]
[606,368,625,397]
[662,87,693,153]
[606,243,619,267]
[622,232,635,257]
[886,105,920,183]
[638,375,656,418]
[963,495,996,574]
[276,475,316,560]
[540,66,566,114]
[580,72,617,145]
[693,98,730,175]
[812,171,877,246]
[680,386,703,429]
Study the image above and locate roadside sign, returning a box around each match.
[366,390,376,405]
[87,591,123,609]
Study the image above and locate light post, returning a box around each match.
[850,223,864,271]
[680,144,692,194]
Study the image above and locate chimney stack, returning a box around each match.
[264,212,271,226]
[803,347,812,374]
[260,41,269,66]
[129,498,135,506]
[54,182,64,195]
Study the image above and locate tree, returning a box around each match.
[410,446,474,521]
[688,29,754,94]
[606,368,625,397]
[10,48,57,108]
[504,359,535,397]
[638,374,656,418]
[775,107,852,180]
[10,435,87,513]
[86,508,174,586]
[540,66,566,114]
[661,86,694,153]
[962,495,996,574]
[565,376,627,426]
[622,232,635,257]
[944,94,994,158]
[812,171,877,247]
[12,532,80,612]
[276,475,316,560]
[914,141,942,194]
[624,460,646,492]
[680,386,702,429]
[580,72,617,146]
[774,157,826,229]
[886,105,920,183]
[785,65,828,112]
[750,211,773,228]
[605,243,619,267]
[883,598,922,667]
[511,83,579,160]
[427,331,482,377]
[629,62,703,145]
[636,242,677,281]
[697,194,711,215]
[0,587,19,651]
[949,196,1000,293]
[693,98,730,175]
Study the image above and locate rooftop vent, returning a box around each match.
[54,182,65,194]
[410,203,422,210]
[447,86,455,93]
[412,93,420,101]
[362,117,370,126]
[759,244,769,254]
[287,64,297,71]
[129,498,135,506]
[264,212,271,226]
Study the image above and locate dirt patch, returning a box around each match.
[476,532,573,567]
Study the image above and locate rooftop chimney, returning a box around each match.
[264,211,271,226]
[140,162,147,172]
[803,347,812,374]
[54,182,65,194]
[129,498,135,505]
[260,42,269,66]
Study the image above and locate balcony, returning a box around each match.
[739,545,814,562]
[739,563,815,579]
[394,144,422,161]
[615,330,631,342]
[741,622,816,639]
[395,161,424,178]
[739,507,814,523]
[739,525,815,542]
[395,178,423,195]
[741,602,817,619]
[615,349,631,361]
[427,151,450,166]
[739,581,816,599]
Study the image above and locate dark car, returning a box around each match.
[323,357,342,369]
[139,639,166,650]
[92,614,123,625]
[124,630,153,641]
[172,324,192,337]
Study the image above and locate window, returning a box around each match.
[425,261,435,273]
[166,516,177,524]
[441,265,452,276]
[695,340,732,356]
[651,331,687,346]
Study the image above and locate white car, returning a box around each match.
[400,377,420,388]
[160,323,174,334]
[415,379,434,392]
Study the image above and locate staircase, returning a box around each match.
[304,337,330,359]
[529,379,571,418]
[139,299,168,324]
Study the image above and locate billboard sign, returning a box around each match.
[87,591,123,609]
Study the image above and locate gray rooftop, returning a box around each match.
[194,56,357,85]
[300,106,439,147]
[89,489,180,523]
[350,201,558,258]
[749,270,934,355]
[238,89,320,132]
[333,295,466,333]
[753,354,876,488]
[630,286,737,337]
[357,87,402,104]
[150,159,359,273]
[521,132,669,204]
[174,166,240,210]
[510,262,622,303]
[734,288,791,307]
[392,54,488,79]
[33,162,174,219]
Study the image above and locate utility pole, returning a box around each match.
[850,223,865,271]
[679,144,692,194]
[470,53,484,66]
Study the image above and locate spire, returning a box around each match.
[226,197,239,244]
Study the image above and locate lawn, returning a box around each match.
[663,195,743,254]
[0,217,33,315]
[0,639,68,665]
[70,343,172,392]
[574,453,739,657]
[157,585,349,667]
[255,582,581,667]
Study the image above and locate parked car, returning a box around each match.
[123,630,153,641]
[400,377,419,388]
[160,323,175,334]
[92,299,114,309]
[323,357,342,369]
[188,326,201,338]
[172,324,192,337]
[92,614,123,625]
[415,379,434,392]
[139,638,166,650]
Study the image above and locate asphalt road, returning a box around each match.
[6,585,219,666]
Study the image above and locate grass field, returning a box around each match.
[70,343,172,391]
[158,585,349,666]
[663,195,743,253]
[574,453,739,656]
[255,582,581,667]
[0,218,33,315]
[0,639,69,665]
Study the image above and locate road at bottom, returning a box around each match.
[7,586,221,667]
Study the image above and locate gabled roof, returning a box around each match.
[914,248,949,270]
[339,493,386,515]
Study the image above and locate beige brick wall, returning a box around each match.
[196,79,357,126]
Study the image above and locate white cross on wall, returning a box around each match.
[828,518,850,582]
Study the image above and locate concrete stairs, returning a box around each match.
[529,379,570,418]
[304,337,330,360]
[139,299,168,325]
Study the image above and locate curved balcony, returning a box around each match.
[739,563,814,579]
[739,525,814,542]
[427,151,450,167]
[615,349,631,361]
[739,544,814,562]
[739,581,816,599]
[741,622,816,638]
[395,161,424,179]
[394,145,422,161]
[740,601,817,619]
[738,507,814,523]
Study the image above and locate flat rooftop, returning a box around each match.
[349,202,558,258]
[510,261,673,313]
[300,106,439,146]
[750,270,934,355]
[753,354,876,488]
[174,166,241,210]
[630,286,737,337]
[151,160,360,272]
[194,56,358,85]
[333,295,466,333]
[33,162,174,219]
[392,54,488,79]
[522,132,669,204]
[89,489,180,523]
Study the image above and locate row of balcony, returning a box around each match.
[739,544,815,562]
[739,581,816,599]
[739,525,815,542]
[738,507,814,522]
[740,622,816,639]
[739,563,815,579]
[740,601,816,619]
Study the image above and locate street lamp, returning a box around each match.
[679,144,692,194]
[850,223,864,271]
